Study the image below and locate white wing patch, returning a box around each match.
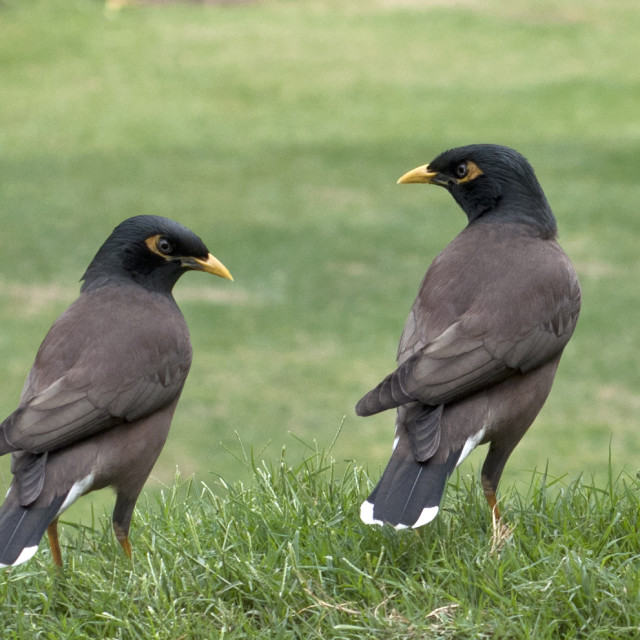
[57,473,95,516]
[456,427,487,468]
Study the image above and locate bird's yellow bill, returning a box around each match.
[191,253,233,280]
[397,164,439,184]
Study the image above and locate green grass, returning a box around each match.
[2,447,640,638]
[1,0,639,494]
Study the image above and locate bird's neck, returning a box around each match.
[465,193,558,239]
[81,262,181,296]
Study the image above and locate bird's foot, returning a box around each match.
[489,511,513,554]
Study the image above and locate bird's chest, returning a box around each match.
[27,288,192,396]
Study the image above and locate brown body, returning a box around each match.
[11,285,191,527]
[395,222,578,460]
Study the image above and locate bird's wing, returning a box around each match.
[3,359,188,454]
[355,289,579,417]
[1,288,191,454]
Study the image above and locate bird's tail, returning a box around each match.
[0,488,64,568]
[360,435,462,529]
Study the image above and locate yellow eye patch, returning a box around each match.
[145,235,172,259]
[457,160,484,184]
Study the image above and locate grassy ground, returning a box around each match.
[0,1,639,629]
[2,450,640,638]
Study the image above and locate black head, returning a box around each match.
[398,144,557,237]
[81,215,233,294]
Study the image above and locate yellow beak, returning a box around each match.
[189,253,234,281]
[397,164,440,184]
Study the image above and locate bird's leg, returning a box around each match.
[119,536,132,559]
[47,518,63,567]
[113,492,139,560]
[482,481,502,522]
[113,523,132,559]
[481,475,513,553]
[481,447,507,529]
[480,441,516,524]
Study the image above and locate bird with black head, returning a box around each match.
[0,215,232,567]
[356,144,581,532]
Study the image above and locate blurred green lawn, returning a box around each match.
[1,0,639,519]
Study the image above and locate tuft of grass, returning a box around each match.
[2,445,640,638]
[1,0,640,500]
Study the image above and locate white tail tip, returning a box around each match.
[0,544,39,569]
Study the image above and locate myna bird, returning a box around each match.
[356,144,581,530]
[0,215,232,567]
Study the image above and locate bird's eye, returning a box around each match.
[455,162,468,179]
[156,237,173,255]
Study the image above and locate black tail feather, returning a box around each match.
[407,404,443,462]
[361,440,461,529]
[0,489,65,567]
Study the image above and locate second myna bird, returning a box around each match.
[356,144,581,530]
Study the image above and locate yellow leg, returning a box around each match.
[113,523,132,559]
[47,518,63,567]
[119,536,132,559]
[482,484,513,553]
[485,489,502,523]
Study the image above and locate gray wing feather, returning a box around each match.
[356,297,579,417]
[1,287,191,455]
[4,371,184,454]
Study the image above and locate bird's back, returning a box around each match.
[22,283,192,404]
[398,221,581,369]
